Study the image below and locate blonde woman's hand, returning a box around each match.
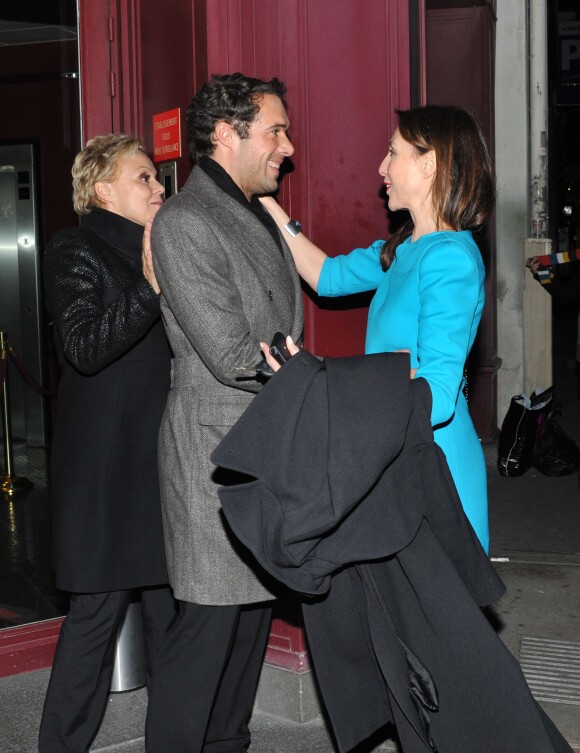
[142,219,161,294]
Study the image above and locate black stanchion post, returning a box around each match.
[1,332,33,499]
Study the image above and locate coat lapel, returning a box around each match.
[182,167,302,324]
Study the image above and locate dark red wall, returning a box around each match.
[139,0,198,187]
[79,0,198,188]
[205,0,411,356]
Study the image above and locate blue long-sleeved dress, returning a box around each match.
[317,230,489,552]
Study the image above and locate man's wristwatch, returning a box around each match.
[283,219,302,238]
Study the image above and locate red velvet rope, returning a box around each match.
[0,340,55,397]
[0,353,6,399]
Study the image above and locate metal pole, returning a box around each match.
[529,0,549,238]
[1,332,33,499]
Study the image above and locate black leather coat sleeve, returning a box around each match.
[44,228,161,375]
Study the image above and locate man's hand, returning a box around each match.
[395,349,417,379]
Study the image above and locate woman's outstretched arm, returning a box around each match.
[259,196,327,291]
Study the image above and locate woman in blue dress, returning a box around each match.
[260,105,495,552]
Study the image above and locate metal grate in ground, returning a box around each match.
[520,636,580,706]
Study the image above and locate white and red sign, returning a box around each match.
[152,108,181,162]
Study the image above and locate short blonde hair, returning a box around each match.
[72,134,146,214]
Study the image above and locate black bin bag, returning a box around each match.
[532,404,580,477]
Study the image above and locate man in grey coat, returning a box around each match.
[145,73,304,752]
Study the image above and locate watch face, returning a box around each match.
[285,219,302,236]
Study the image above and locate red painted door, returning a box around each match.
[202,0,411,356]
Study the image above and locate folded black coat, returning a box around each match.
[212,351,573,753]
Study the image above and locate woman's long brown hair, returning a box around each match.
[380,105,495,270]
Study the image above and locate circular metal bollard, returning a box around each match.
[110,600,147,692]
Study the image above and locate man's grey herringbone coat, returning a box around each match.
[151,166,303,605]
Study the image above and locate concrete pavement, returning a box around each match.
[1,444,579,752]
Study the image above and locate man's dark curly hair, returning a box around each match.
[187,72,287,161]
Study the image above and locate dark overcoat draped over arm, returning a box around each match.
[212,351,574,753]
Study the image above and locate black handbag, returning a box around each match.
[532,405,580,476]
[497,387,553,477]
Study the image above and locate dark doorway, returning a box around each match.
[547,0,580,444]
[0,0,79,630]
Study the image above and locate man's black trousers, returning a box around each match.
[145,600,272,753]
